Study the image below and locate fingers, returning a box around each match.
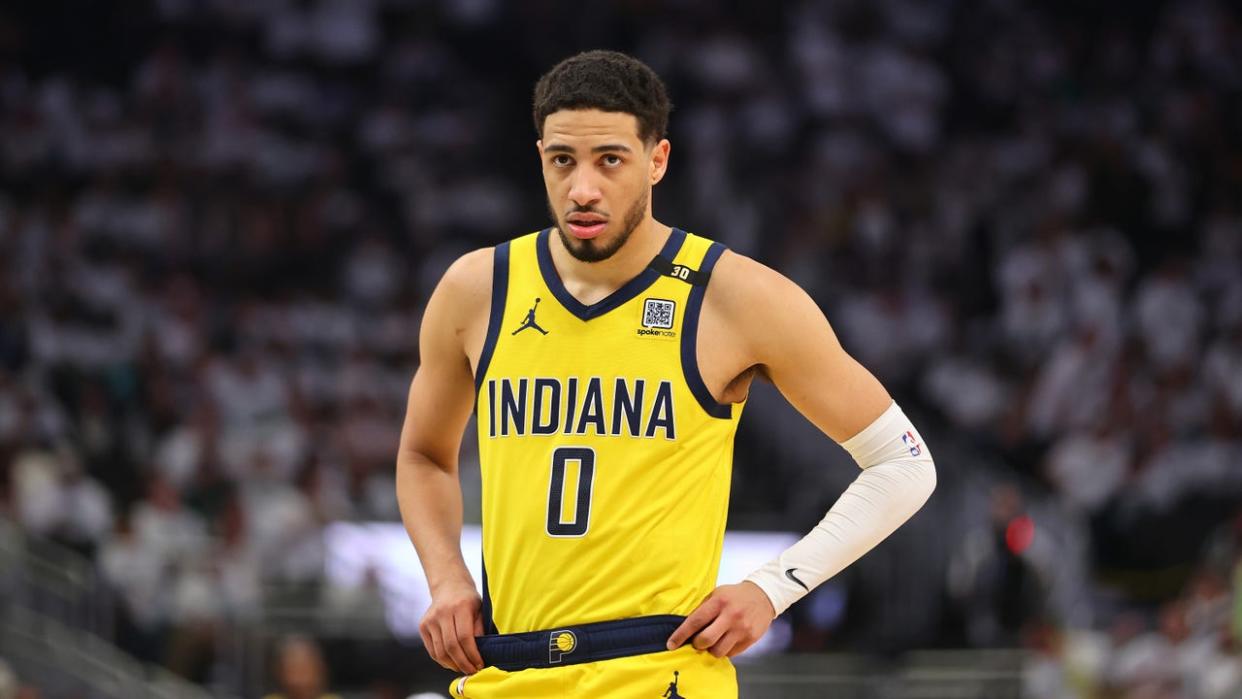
[420,590,487,675]
[706,629,746,658]
[672,585,769,658]
[455,607,486,672]
[667,597,720,649]
[422,613,478,673]
[691,616,729,651]
[440,616,479,674]
[728,634,759,657]
[421,624,453,671]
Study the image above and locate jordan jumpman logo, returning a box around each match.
[662,670,687,698]
[512,297,549,335]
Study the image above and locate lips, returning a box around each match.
[565,215,607,240]
[566,222,606,239]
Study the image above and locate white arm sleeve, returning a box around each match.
[744,401,936,617]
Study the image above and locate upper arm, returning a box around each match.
[398,248,493,472]
[710,251,892,443]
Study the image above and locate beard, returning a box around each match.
[550,188,649,263]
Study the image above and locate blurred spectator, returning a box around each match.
[0,663,39,699]
[1043,417,1129,514]
[948,484,1055,647]
[98,511,169,661]
[0,659,15,699]
[1132,259,1202,372]
[263,636,341,699]
[131,475,207,565]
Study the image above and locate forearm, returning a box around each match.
[746,402,936,616]
[396,451,474,591]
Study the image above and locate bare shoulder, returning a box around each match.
[695,248,829,397]
[422,247,495,360]
[703,248,890,438]
[430,248,495,325]
[438,247,495,302]
[702,248,840,368]
[708,249,805,310]
[705,250,821,334]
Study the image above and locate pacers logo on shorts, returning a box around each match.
[548,629,577,664]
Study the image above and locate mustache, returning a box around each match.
[565,206,608,217]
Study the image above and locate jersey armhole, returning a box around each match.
[680,242,733,419]
[474,241,510,395]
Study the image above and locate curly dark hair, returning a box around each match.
[532,50,672,145]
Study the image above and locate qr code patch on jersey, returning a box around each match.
[642,298,676,329]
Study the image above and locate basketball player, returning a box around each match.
[396,50,937,698]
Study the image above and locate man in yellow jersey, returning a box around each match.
[396,50,937,698]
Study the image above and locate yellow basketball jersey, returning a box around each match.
[473,227,745,635]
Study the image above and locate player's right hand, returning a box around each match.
[419,579,486,674]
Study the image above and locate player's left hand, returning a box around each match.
[665,581,776,658]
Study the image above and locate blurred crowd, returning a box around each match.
[0,0,1240,696]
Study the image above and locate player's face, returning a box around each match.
[538,109,669,263]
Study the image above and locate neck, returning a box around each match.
[550,216,670,304]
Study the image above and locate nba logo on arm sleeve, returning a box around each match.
[901,431,922,456]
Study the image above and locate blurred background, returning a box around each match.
[0,0,1240,697]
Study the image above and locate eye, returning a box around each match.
[601,154,623,167]
[551,154,573,167]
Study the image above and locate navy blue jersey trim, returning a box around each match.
[475,242,510,394]
[476,614,686,671]
[681,242,732,419]
[537,227,687,321]
[480,557,497,635]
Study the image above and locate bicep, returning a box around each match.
[400,364,475,473]
[398,254,489,471]
[742,264,891,443]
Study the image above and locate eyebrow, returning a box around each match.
[543,143,633,154]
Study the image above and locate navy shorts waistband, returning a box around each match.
[475,615,685,672]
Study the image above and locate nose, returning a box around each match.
[567,168,602,208]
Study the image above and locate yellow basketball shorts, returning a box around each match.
[449,644,737,698]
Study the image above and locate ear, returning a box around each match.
[649,139,671,185]
[536,139,544,157]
